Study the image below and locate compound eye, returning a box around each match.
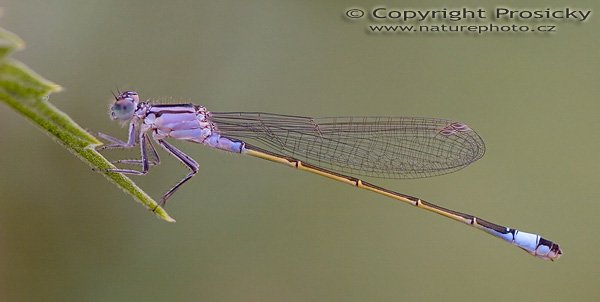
[110,99,136,120]
[109,90,140,120]
[119,103,131,112]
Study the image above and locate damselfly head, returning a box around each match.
[109,90,139,121]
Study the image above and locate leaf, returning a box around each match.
[0,27,174,222]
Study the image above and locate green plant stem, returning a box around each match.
[0,28,174,222]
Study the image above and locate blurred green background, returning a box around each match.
[1,0,598,301]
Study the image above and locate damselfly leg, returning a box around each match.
[98,122,137,149]
[155,139,199,207]
[99,125,198,208]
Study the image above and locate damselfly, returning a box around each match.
[98,91,562,260]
